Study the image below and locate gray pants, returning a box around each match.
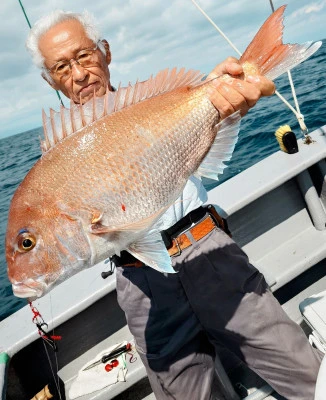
[116,225,322,399]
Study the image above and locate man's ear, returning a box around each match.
[41,71,60,91]
[101,40,111,65]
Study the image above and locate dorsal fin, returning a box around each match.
[41,68,205,153]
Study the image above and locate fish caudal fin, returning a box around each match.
[240,5,322,80]
[197,111,241,180]
[127,231,176,274]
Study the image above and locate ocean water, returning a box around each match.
[0,41,325,321]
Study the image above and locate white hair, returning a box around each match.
[26,10,106,81]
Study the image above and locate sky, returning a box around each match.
[0,0,325,139]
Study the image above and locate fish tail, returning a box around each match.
[240,5,322,80]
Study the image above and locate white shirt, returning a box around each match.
[158,175,208,231]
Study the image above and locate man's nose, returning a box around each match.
[70,60,88,82]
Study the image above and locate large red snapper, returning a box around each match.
[6,6,321,298]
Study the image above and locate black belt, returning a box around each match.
[165,206,207,236]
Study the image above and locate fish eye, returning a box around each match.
[17,232,36,252]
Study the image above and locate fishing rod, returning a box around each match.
[17,0,64,106]
[269,0,275,12]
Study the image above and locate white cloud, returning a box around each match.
[301,1,325,14]
[290,1,325,20]
[306,4,324,13]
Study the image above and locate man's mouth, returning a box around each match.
[78,82,98,97]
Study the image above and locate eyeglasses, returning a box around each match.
[46,41,100,80]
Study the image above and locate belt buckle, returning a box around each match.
[171,237,182,257]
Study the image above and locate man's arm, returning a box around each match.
[207,57,275,120]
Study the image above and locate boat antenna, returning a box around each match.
[191,0,309,135]
[17,0,64,107]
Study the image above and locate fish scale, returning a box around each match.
[38,88,211,227]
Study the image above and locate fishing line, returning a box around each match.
[29,301,63,398]
[41,339,63,400]
[49,292,63,399]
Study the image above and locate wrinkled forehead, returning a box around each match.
[39,19,95,65]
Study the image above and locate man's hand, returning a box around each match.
[206,57,275,120]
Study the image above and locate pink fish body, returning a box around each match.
[6,6,322,298]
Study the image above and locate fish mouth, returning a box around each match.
[12,279,47,299]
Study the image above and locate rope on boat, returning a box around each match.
[268,0,308,134]
[191,0,309,135]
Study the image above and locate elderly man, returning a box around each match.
[26,10,321,400]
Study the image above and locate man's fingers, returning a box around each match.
[207,59,276,119]
[207,81,248,119]
[246,75,276,97]
[208,57,243,79]
[229,78,261,109]
[207,75,276,119]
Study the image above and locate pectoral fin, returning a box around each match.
[128,231,176,274]
[89,210,175,273]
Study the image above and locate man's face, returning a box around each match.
[39,19,112,104]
